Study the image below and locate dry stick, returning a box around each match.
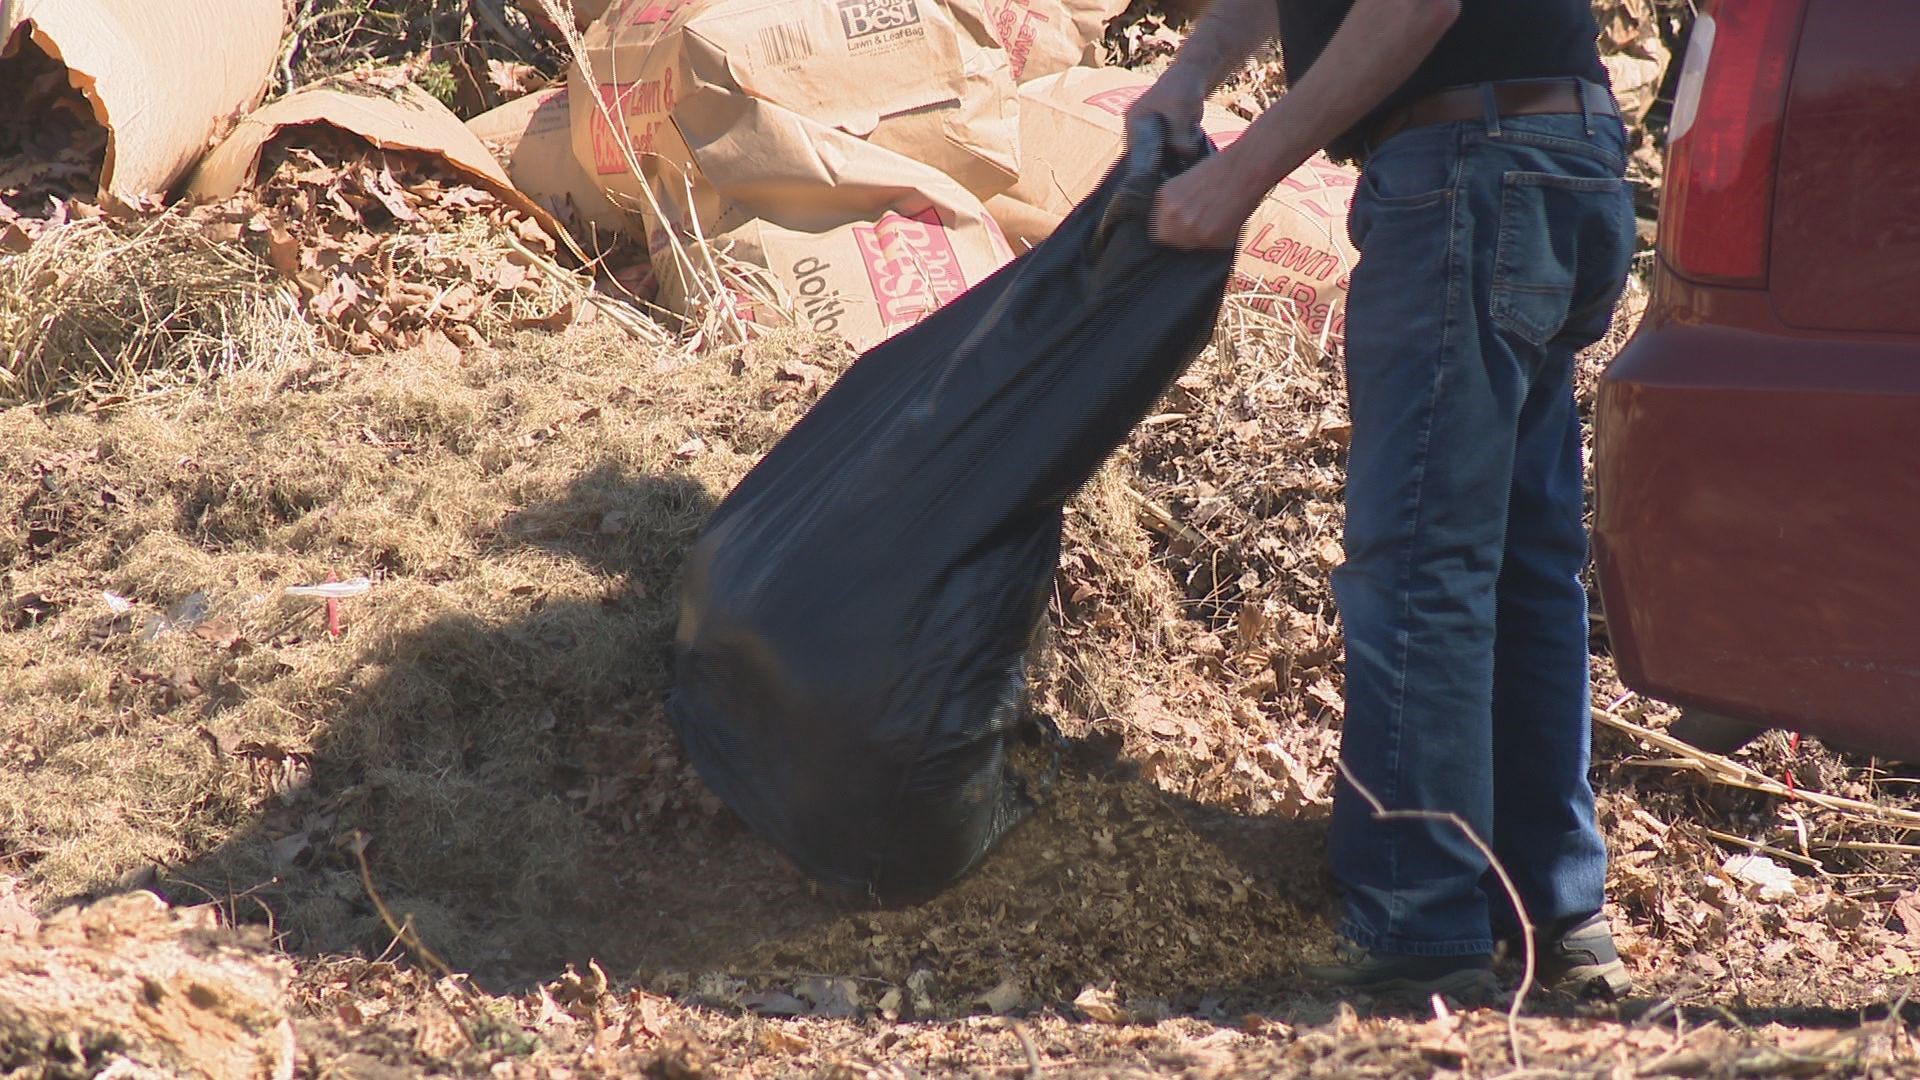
[1700,829,1830,875]
[1333,759,1535,1071]
[1699,1003,1869,1075]
[500,213,687,333]
[730,969,896,988]
[537,0,758,347]
[1593,710,1920,832]
[672,170,756,344]
[1010,1022,1044,1079]
[1878,981,1916,1059]
[278,0,317,94]
[531,3,706,310]
[1124,483,1214,552]
[499,228,672,345]
[349,830,479,1048]
[1824,839,1920,858]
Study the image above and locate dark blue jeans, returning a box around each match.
[1327,97,1635,956]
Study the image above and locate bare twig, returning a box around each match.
[1595,710,1920,832]
[1334,759,1534,1070]
[1877,982,1915,1052]
[278,0,317,95]
[349,830,478,1048]
[728,970,898,988]
[1701,829,1830,875]
[1010,1021,1044,1079]
[1823,840,1920,858]
[499,228,674,346]
[1124,483,1214,552]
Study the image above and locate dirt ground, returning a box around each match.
[4,300,1919,1076]
[3,0,1917,1075]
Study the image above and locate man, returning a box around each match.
[1130,0,1637,1000]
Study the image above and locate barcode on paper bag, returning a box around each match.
[757,21,815,65]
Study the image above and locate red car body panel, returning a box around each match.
[1769,3,1920,334]
[1594,0,1920,759]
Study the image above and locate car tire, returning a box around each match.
[1668,710,1766,755]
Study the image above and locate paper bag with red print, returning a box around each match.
[639,107,1014,350]
[948,0,1129,83]
[567,0,1020,212]
[467,86,633,240]
[995,67,1359,342]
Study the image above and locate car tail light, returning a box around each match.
[1659,0,1806,286]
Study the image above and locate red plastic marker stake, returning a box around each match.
[324,570,343,640]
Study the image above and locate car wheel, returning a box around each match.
[1668,710,1766,755]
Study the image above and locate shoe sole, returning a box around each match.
[1340,968,1503,1004]
[1539,959,1633,1001]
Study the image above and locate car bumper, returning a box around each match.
[1593,272,1920,760]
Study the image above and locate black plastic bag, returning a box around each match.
[667,118,1236,904]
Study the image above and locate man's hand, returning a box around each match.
[1125,0,1278,138]
[1150,148,1265,252]
[1125,65,1208,142]
[1131,0,1460,252]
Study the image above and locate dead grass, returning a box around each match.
[0,213,303,409]
[4,297,1919,1075]
[11,1,1911,1073]
[0,320,846,957]
[0,126,673,414]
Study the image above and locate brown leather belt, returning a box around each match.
[1362,77,1620,157]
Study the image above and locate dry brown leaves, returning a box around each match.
[3,106,606,405]
[1103,3,1195,71]
[6,304,1920,1074]
[0,35,106,238]
[276,0,567,105]
[1592,0,1691,234]
[1035,314,1350,819]
[200,127,577,354]
[0,889,296,1078]
[283,954,1920,1078]
[1593,0,1683,57]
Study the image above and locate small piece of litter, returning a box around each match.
[1724,853,1797,901]
[286,577,373,599]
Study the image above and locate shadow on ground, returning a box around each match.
[132,451,1911,1032]
[143,458,1346,1020]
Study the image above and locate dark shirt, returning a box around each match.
[1276,0,1610,163]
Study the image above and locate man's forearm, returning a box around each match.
[1221,0,1459,196]
[1162,0,1279,97]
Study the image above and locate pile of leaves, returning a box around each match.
[0,117,618,406]
[227,126,577,354]
[0,35,107,239]
[1044,301,1357,818]
[1,18,637,407]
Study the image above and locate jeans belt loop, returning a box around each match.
[1479,82,1502,139]
[1576,76,1594,136]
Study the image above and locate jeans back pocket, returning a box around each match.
[1489,171,1631,349]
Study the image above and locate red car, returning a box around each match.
[1593,0,1920,760]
